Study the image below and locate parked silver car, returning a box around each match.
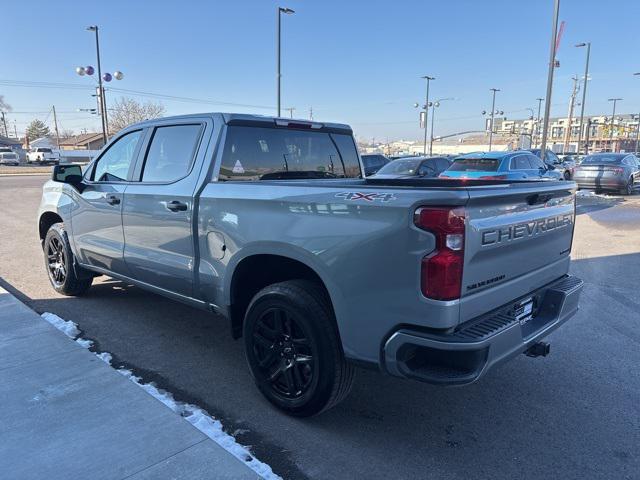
[573,153,639,195]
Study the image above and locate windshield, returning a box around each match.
[376,158,422,175]
[448,158,500,172]
[38,148,52,153]
[0,148,12,153]
[581,154,624,164]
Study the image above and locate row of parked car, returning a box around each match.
[0,147,60,166]
[361,150,639,195]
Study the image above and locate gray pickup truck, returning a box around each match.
[38,113,583,416]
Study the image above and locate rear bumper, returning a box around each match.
[574,177,625,190]
[383,275,583,385]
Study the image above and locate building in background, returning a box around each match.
[493,114,639,153]
[59,133,105,151]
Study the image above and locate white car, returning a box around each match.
[27,147,60,164]
[0,147,20,166]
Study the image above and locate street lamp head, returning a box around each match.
[413,102,420,108]
[85,65,95,76]
[86,25,97,31]
[279,7,295,14]
[634,72,640,76]
[75,66,86,76]
[421,75,435,80]
[608,98,623,102]
[113,70,124,80]
[575,42,587,47]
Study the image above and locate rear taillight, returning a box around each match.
[414,207,465,300]
[611,167,624,175]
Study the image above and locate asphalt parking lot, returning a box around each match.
[1,175,638,480]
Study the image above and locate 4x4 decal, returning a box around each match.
[335,192,396,202]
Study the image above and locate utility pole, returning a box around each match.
[488,88,500,152]
[535,97,544,148]
[562,76,579,153]
[52,105,61,148]
[0,112,7,137]
[276,7,295,117]
[608,98,622,152]
[575,42,591,154]
[309,106,313,120]
[421,75,435,155]
[285,107,295,118]
[87,26,108,143]
[13,121,18,139]
[540,0,561,162]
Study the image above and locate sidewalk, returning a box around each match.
[0,286,259,480]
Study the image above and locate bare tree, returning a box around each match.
[0,95,11,113]
[109,97,165,134]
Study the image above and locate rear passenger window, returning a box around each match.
[219,126,362,181]
[510,155,532,170]
[141,124,202,183]
[528,155,546,169]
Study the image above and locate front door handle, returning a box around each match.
[106,195,120,206]
[166,200,188,212]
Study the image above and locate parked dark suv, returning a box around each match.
[528,149,575,180]
[360,154,391,176]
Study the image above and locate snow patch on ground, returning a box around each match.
[41,312,80,338]
[576,190,618,199]
[40,312,280,480]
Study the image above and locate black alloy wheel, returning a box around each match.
[46,235,67,287]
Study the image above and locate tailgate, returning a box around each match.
[460,181,576,320]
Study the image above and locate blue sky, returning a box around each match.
[2,0,640,142]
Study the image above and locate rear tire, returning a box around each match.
[243,280,354,417]
[621,178,634,195]
[43,223,93,296]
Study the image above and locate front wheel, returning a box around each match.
[43,223,93,296]
[563,171,571,180]
[243,280,354,417]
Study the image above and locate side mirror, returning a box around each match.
[52,164,83,186]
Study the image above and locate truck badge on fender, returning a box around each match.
[335,192,396,202]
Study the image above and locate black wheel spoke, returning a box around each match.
[269,360,286,382]
[253,331,274,349]
[294,354,313,365]
[258,348,278,369]
[283,365,297,394]
[292,337,309,347]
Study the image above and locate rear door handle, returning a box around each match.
[166,200,188,212]
[106,195,120,206]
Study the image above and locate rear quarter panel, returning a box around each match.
[196,181,469,365]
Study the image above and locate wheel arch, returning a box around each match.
[226,252,341,341]
[39,211,64,242]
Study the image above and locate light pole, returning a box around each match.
[575,42,591,155]
[534,97,544,148]
[634,73,640,153]
[76,25,123,144]
[488,88,500,151]
[277,7,295,117]
[608,98,622,152]
[419,76,435,155]
[540,0,561,162]
[429,97,453,155]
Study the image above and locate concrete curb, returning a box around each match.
[0,286,260,480]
